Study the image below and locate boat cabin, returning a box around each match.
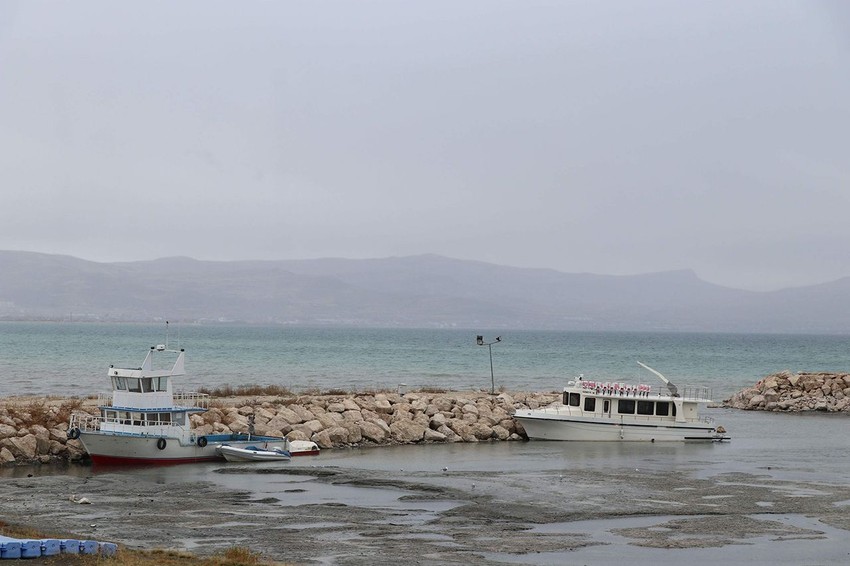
[98,345,207,434]
[561,378,710,424]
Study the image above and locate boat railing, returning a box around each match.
[69,412,102,432]
[96,391,210,409]
[69,413,194,435]
[680,386,713,402]
[173,391,210,409]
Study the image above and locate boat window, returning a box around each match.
[584,397,596,412]
[141,377,153,393]
[159,413,171,424]
[656,402,669,416]
[156,377,168,391]
[617,399,636,414]
[120,411,131,424]
[672,403,677,417]
[173,413,185,426]
[105,410,117,421]
[569,392,581,407]
[113,377,127,390]
[563,391,568,405]
[127,378,142,393]
[603,400,610,414]
[131,412,143,426]
[637,401,654,415]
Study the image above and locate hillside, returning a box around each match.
[1,251,848,332]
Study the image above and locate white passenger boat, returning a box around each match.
[67,343,291,465]
[514,362,729,442]
[219,444,292,462]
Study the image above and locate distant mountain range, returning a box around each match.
[1,250,848,333]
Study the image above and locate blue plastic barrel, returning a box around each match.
[0,541,22,559]
[41,539,61,556]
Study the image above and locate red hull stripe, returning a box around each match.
[90,454,223,466]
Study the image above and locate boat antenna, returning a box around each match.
[637,361,679,397]
[165,320,169,350]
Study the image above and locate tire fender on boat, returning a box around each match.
[197,436,208,448]
[156,437,167,450]
[68,428,81,440]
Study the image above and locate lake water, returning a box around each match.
[3,322,850,564]
[1,322,849,398]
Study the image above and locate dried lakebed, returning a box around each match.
[2,446,850,565]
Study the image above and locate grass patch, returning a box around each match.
[415,387,449,394]
[321,388,349,396]
[198,384,294,398]
[0,523,283,565]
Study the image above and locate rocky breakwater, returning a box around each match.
[0,399,87,466]
[0,391,560,466]
[724,371,850,412]
[194,390,557,448]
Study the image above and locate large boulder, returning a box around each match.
[274,406,304,425]
[0,424,18,439]
[358,421,388,443]
[8,434,38,460]
[389,421,426,443]
[289,405,316,422]
[0,447,15,464]
[423,428,447,442]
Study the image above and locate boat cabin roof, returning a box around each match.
[109,346,185,379]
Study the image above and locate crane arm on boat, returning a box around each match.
[637,361,679,397]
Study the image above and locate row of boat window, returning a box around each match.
[103,410,186,426]
[112,376,168,393]
[564,392,676,417]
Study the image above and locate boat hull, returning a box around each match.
[514,412,719,442]
[288,440,320,456]
[219,445,291,462]
[79,432,290,465]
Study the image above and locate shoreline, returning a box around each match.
[0,390,559,467]
[3,369,849,467]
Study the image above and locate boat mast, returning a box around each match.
[637,361,679,397]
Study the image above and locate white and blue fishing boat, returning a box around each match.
[68,343,290,465]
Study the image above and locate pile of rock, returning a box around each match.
[723,371,850,412]
[0,390,561,466]
[0,402,87,465]
[191,390,559,448]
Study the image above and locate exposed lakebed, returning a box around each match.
[2,409,850,565]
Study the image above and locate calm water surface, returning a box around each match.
[1,322,849,399]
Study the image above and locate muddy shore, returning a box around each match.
[2,431,850,565]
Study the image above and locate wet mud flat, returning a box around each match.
[2,455,850,566]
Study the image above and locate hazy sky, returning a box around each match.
[2,1,849,291]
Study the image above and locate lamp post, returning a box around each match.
[476,335,501,394]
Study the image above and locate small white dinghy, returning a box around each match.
[288,440,320,456]
[219,444,292,462]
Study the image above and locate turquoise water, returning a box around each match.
[1,322,848,399]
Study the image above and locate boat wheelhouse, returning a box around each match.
[513,362,728,442]
[68,344,290,465]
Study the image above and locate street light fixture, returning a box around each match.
[476,335,501,394]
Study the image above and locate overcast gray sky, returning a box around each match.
[1,1,848,291]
